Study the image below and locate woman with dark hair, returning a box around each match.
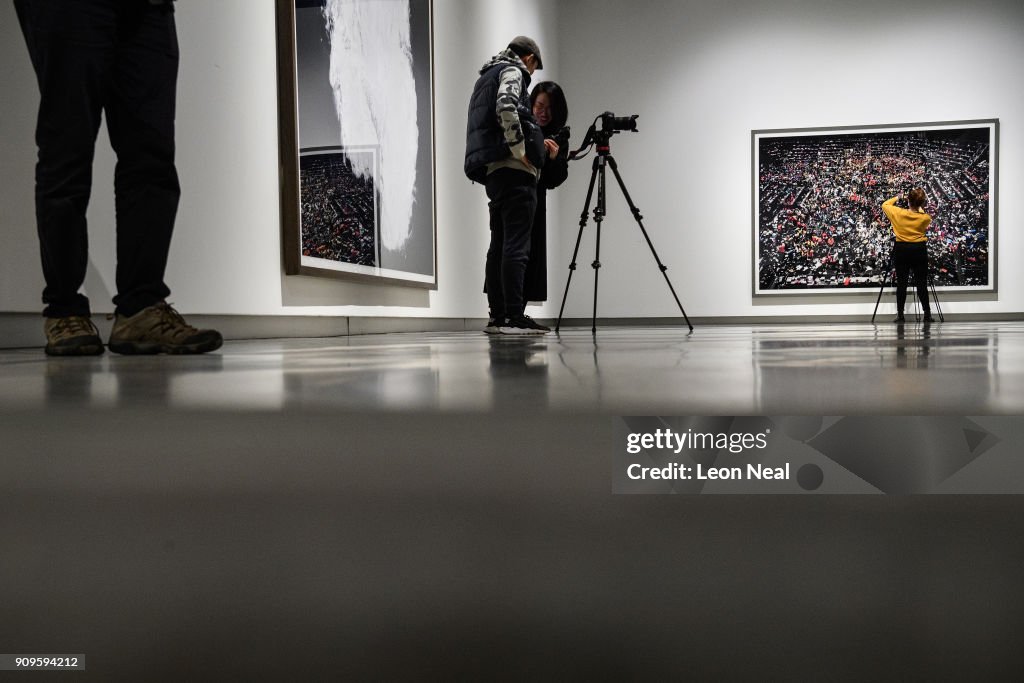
[523,81,570,305]
[882,187,933,323]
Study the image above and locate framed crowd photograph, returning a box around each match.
[276,0,437,287]
[752,119,998,297]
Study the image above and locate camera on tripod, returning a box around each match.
[600,112,638,133]
[570,111,639,161]
[555,109,693,333]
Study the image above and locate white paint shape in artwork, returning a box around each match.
[323,0,418,253]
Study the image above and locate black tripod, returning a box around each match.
[870,260,945,323]
[555,133,692,333]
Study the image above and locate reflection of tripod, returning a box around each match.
[555,134,693,333]
[870,260,944,323]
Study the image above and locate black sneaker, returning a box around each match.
[499,315,550,335]
[484,318,504,334]
[893,314,905,323]
[923,314,935,323]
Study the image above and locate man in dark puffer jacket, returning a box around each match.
[465,36,551,335]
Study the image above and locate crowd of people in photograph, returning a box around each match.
[758,132,990,290]
[300,154,377,266]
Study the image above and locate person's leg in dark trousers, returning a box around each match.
[908,243,931,317]
[484,198,507,322]
[15,0,116,318]
[892,242,909,317]
[107,1,179,317]
[485,169,537,320]
[893,243,911,318]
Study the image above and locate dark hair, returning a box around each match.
[908,187,926,209]
[530,81,568,134]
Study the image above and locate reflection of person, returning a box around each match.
[524,82,570,304]
[882,189,933,323]
[15,0,222,356]
[465,36,550,335]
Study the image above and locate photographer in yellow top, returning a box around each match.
[882,188,933,323]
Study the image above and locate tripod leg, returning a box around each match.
[872,264,897,323]
[929,278,944,322]
[556,158,600,332]
[606,157,693,332]
[591,160,607,334]
[871,267,891,324]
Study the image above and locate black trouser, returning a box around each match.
[15,0,180,318]
[485,169,537,319]
[893,241,930,315]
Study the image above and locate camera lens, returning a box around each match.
[601,113,638,132]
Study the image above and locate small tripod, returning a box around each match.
[870,261,945,323]
[555,129,693,333]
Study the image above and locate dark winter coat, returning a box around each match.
[464,51,545,183]
[524,126,570,301]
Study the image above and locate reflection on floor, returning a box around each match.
[3,323,1024,680]
[2,322,1022,414]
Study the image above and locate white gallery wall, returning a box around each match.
[1,0,1021,322]
[554,0,1024,318]
[0,0,559,319]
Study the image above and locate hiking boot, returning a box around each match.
[108,302,222,355]
[44,316,105,356]
[499,314,550,335]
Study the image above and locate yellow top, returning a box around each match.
[882,196,931,243]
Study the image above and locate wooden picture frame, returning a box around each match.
[276,0,437,288]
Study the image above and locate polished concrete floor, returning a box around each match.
[3,323,1024,680]
[3,321,1024,414]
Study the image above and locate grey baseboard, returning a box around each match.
[0,313,480,350]
[555,313,1024,327]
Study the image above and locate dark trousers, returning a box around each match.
[522,186,549,302]
[15,0,180,318]
[485,169,537,319]
[893,241,930,315]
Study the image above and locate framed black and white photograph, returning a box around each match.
[277,0,436,287]
[752,120,998,297]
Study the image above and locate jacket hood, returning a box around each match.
[479,48,529,77]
